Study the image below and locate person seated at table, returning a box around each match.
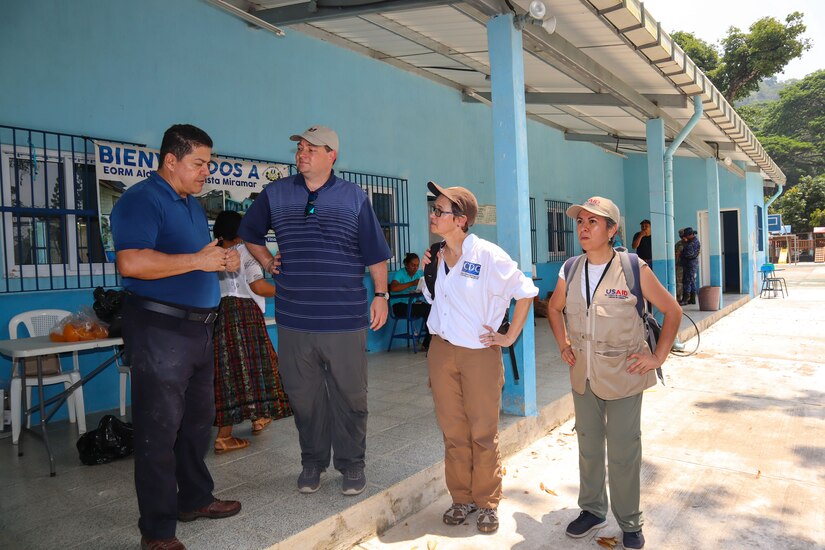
[211,211,292,454]
[390,252,431,349]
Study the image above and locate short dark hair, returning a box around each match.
[403,252,420,266]
[159,124,213,166]
[213,210,242,240]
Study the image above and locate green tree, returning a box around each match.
[714,12,810,103]
[811,208,825,229]
[671,31,719,74]
[751,71,825,186]
[772,175,825,233]
[672,13,811,103]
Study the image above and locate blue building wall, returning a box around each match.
[0,0,625,417]
[622,153,768,293]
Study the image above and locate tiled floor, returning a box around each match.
[0,300,744,549]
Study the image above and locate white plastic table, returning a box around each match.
[0,335,124,476]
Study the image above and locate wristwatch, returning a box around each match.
[374,292,390,300]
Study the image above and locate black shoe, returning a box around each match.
[565,510,607,538]
[687,293,696,304]
[623,529,645,549]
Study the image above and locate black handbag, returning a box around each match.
[92,287,126,337]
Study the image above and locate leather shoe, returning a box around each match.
[140,537,186,550]
[178,498,241,522]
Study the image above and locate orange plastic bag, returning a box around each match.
[49,307,109,342]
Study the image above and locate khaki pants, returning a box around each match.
[428,335,504,509]
[573,381,644,532]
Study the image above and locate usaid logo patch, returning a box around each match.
[461,261,481,279]
[604,288,629,299]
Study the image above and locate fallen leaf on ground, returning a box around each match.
[427,541,437,550]
[502,466,507,476]
[596,536,619,549]
[539,482,558,496]
[756,470,762,479]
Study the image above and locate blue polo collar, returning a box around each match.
[295,170,338,193]
[148,171,187,202]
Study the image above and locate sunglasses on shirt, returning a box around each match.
[305,191,318,218]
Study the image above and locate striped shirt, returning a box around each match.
[239,172,391,332]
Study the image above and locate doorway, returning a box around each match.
[721,210,740,293]
[697,209,741,293]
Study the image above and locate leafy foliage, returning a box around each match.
[771,175,825,232]
[671,12,811,103]
[671,31,719,74]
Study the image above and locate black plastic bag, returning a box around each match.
[77,414,134,465]
[93,287,126,337]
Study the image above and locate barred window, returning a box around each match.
[0,128,115,292]
[546,199,575,262]
[0,125,410,292]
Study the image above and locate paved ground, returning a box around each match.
[355,263,825,550]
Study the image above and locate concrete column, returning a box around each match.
[487,13,536,417]
[645,118,668,289]
[705,158,723,308]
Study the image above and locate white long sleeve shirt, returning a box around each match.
[424,234,538,349]
[218,243,267,313]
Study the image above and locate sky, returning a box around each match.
[641,0,824,80]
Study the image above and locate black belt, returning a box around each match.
[130,296,218,324]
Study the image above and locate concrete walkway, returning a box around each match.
[0,279,760,549]
[355,263,825,549]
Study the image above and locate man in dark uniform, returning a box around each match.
[679,227,701,305]
[111,124,242,550]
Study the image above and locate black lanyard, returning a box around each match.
[585,252,615,309]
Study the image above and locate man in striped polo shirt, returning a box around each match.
[239,125,391,496]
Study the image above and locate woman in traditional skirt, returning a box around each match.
[212,211,291,454]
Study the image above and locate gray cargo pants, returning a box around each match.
[277,326,368,472]
[573,380,644,532]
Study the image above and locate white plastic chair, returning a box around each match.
[8,309,87,444]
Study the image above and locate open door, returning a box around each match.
[721,210,741,293]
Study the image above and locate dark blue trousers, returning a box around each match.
[122,300,217,539]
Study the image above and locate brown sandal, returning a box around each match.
[251,417,272,435]
[214,436,250,454]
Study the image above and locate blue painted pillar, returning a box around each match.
[705,158,723,308]
[487,13,536,417]
[645,118,668,289]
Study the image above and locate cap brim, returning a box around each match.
[427,181,445,198]
[565,205,583,219]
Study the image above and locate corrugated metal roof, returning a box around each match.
[208,0,785,184]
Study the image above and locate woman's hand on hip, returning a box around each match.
[627,351,661,375]
[480,324,511,348]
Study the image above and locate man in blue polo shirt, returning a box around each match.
[111,124,242,550]
[239,125,391,497]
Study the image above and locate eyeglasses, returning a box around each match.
[305,191,318,218]
[430,205,462,218]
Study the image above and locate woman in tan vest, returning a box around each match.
[547,197,681,550]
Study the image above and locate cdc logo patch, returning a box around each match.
[461,261,481,279]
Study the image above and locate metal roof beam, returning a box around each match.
[474,92,686,107]
[252,0,455,26]
[458,0,716,159]
[358,13,490,77]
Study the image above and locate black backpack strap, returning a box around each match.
[423,241,444,298]
[617,250,644,318]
